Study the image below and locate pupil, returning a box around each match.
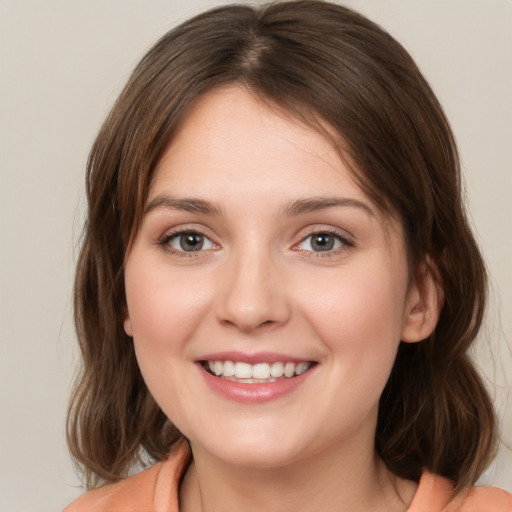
[312,233,334,251]
[180,233,203,251]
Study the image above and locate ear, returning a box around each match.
[124,308,133,337]
[401,259,444,343]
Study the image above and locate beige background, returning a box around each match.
[0,1,510,510]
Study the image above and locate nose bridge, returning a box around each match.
[216,238,289,331]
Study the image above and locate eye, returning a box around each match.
[166,231,215,252]
[298,232,347,252]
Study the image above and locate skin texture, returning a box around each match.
[123,87,441,512]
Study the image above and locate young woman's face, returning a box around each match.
[124,87,424,469]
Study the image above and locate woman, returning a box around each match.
[65,1,512,510]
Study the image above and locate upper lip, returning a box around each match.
[197,351,314,364]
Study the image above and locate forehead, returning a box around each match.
[150,87,369,207]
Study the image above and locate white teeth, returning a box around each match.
[205,360,312,380]
[234,362,252,379]
[252,363,270,379]
[295,362,309,375]
[214,361,223,376]
[270,362,284,378]
[284,362,295,378]
[223,360,235,377]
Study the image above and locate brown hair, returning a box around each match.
[68,0,497,492]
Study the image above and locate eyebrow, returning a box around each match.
[281,197,375,218]
[144,195,223,216]
[144,194,375,218]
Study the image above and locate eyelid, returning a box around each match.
[156,226,219,257]
[155,224,353,258]
[170,232,215,251]
[292,228,354,254]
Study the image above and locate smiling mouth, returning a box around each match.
[201,360,315,383]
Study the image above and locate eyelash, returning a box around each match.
[157,229,217,258]
[294,230,354,258]
[157,228,353,259]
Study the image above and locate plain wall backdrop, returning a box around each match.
[0,1,510,510]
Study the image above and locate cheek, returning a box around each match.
[305,266,406,337]
[123,259,212,425]
[298,260,408,387]
[124,259,210,349]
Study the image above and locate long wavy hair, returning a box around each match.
[67,0,497,492]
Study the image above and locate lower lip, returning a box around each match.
[198,365,314,403]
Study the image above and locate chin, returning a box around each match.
[190,427,312,469]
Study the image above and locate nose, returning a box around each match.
[215,245,291,333]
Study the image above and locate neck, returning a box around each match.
[179,437,416,512]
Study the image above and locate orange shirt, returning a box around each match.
[64,441,512,512]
